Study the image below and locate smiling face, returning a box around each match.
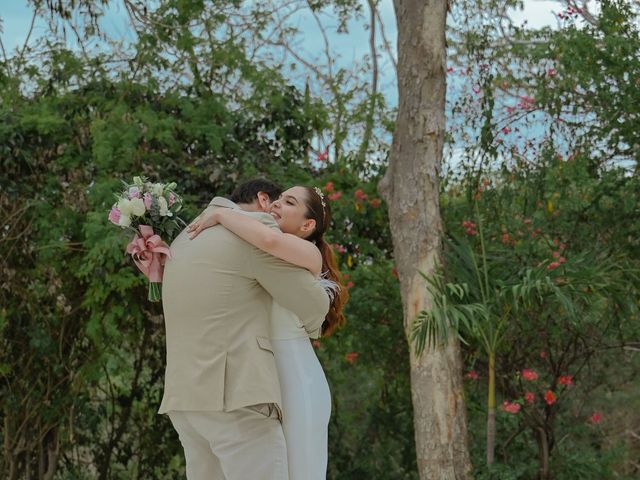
[269,186,317,238]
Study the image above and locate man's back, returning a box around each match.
[159,206,329,415]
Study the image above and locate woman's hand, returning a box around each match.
[187,207,220,239]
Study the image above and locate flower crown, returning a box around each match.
[314,186,327,214]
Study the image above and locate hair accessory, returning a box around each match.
[314,186,327,213]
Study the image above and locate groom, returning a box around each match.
[160,179,329,480]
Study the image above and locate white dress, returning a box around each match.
[271,302,331,480]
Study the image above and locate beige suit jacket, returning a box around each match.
[159,197,329,415]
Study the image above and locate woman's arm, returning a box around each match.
[188,208,322,276]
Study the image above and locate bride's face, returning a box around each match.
[269,186,316,238]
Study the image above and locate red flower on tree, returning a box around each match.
[590,411,603,424]
[317,149,329,162]
[324,181,334,192]
[522,369,539,381]
[544,390,557,405]
[354,189,368,201]
[524,392,535,404]
[345,352,359,364]
[465,370,479,380]
[500,401,521,414]
[558,375,573,386]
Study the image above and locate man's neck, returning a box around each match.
[236,202,260,212]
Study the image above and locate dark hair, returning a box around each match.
[301,186,348,337]
[230,179,282,204]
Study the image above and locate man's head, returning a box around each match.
[229,179,282,212]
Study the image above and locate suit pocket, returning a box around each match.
[256,336,274,353]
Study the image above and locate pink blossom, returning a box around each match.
[558,256,566,264]
[334,243,347,254]
[558,375,573,386]
[328,192,342,201]
[168,192,176,207]
[446,67,454,73]
[544,390,557,405]
[345,352,359,364]
[128,187,141,199]
[540,351,547,359]
[501,233,510,245]
[345,281,354,289]
[502,126,512,135]
[317,149,329,162]
[472,85,481,94]
[547,261,561,270]
[525,392,535,404]
[354,189,368,201]
[522,369,539,381]
[501,401,521,414]
[108,207,121,225]
[590,412,603,424]
[547,68,557,77]
[143,192,153,210]
[518,96,536,109]
[465,370,479,380]
[553,251,560,258]
[324,181,334,192]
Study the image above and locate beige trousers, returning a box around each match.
[168,405,288,480]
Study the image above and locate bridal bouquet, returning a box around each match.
[108,176,186,301]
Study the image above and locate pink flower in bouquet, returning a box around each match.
[108,207,121,225]
[168,192,176,207]
[143,192,153,210]
[126,225,172,283]
[128,187,141,199]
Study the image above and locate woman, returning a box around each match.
[187,185,348,479]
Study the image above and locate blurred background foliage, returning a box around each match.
[1,0,638,478]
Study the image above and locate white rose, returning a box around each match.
[157,196,171,216]
[117,198,133,216]
[152,183,164,196]
[130,197,146,217]
[118,214,131,227]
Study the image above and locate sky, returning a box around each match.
[0,1,583,61]
[0,0,599,165]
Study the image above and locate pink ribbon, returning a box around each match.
[126,225,172,282]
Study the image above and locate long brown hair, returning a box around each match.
[302,186,348,336]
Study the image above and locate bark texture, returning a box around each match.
[379,1,471,478]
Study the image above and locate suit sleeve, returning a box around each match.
[250,248,330,335]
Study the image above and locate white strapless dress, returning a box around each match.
[271,302,331,480]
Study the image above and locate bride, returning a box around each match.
[188,184,348,479]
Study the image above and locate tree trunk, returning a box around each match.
[379,1,471,478]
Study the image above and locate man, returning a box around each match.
[160,179,329,480]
